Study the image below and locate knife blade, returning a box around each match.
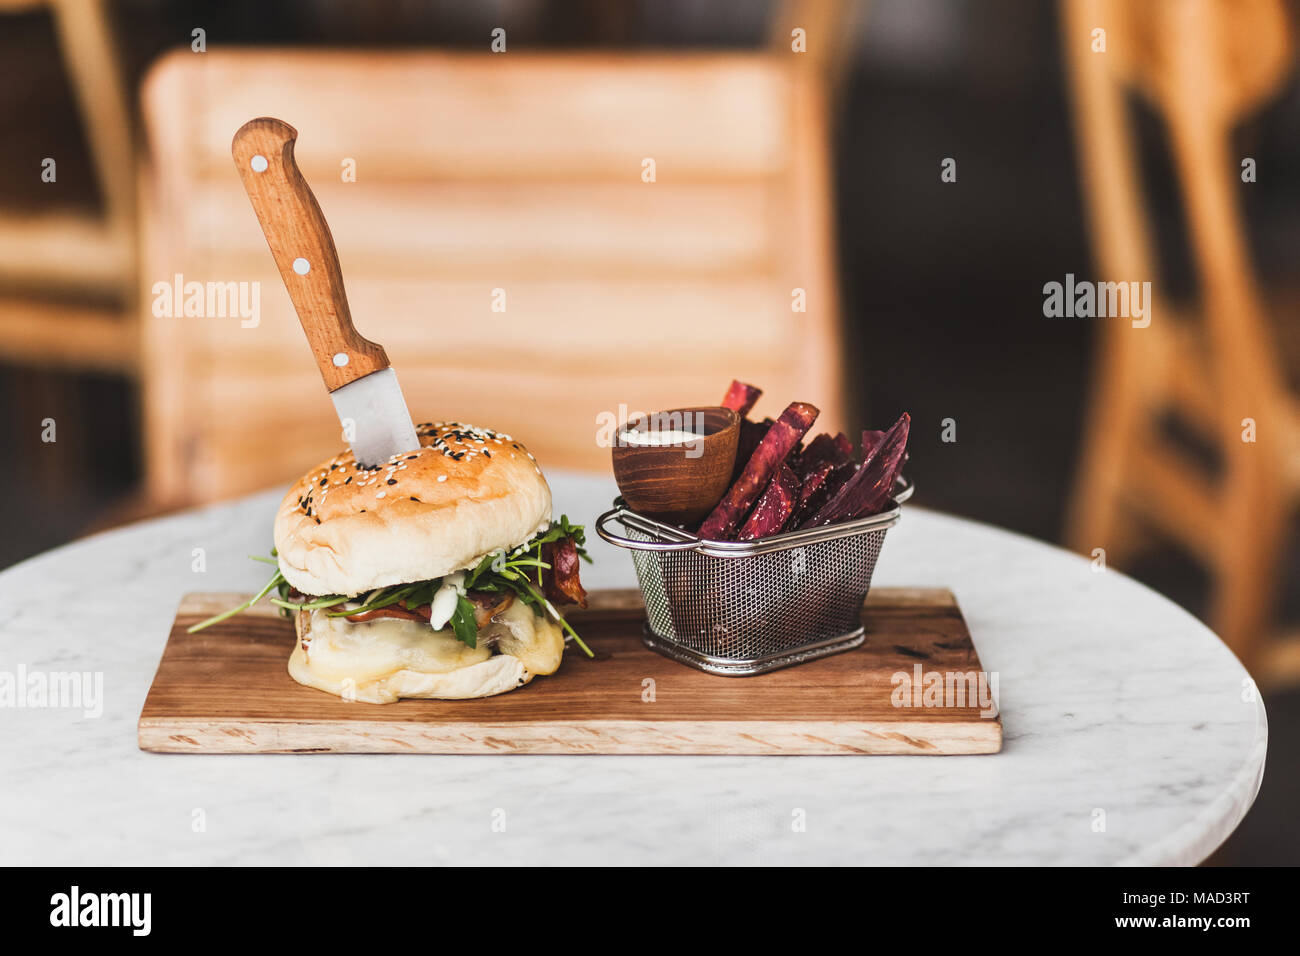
[231,117,420,466]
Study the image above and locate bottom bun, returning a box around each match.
[288,600,564,703]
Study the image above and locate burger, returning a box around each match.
[190,421,591,703]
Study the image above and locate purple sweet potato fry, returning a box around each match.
[721,380,762,418]
[730,417,770,483]
[799,413,910,528]
[796,432,853,478]
[860,429,885,459]
[793,460,855,525]
[859,428,909,472]
[737,463,800,541]
[799,460,835,501]
[791,460,833,523]
[698,401,819,540]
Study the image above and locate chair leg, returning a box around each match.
[1066,332,1146,565]
[1257,632,1300,690]
[1211,447,1289,670]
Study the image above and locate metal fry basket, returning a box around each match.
[595,478,913,676]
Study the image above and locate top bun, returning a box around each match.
[274,421,552,596]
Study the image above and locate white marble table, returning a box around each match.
[0,471,1266,865]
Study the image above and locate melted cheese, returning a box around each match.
[302,608,491,682]
[288,600,567,703]
[490,599,565,676]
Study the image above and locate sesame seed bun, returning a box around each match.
[273,421,552,596]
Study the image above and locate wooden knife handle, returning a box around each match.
[232,117,388,391]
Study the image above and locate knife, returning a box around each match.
[232,117,420,467]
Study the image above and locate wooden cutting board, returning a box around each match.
[138,588,1001,755]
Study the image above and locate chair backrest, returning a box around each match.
[138,49,846,504]
[1061,0,1293,426]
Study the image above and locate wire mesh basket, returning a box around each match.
[595,478,913,675]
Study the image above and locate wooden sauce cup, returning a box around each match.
[611,406,739,526]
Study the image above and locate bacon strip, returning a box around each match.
[344,606,424,624]
[542,536,588,608]
[469,591,515,625]
[341,591,514,626]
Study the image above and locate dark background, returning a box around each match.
[0,0,1295,865]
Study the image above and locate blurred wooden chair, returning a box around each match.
[137,33,853,505]
[1061,0,1300,676]
[0,0,135,371]
[0,0,137,539]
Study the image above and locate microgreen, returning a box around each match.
[185,570,282,634]
[186,520,594,658]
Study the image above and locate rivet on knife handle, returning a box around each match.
[232,116,388,392]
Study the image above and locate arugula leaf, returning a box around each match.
[324,583,417,618]
[463,552,497,591]
[190,519,593,657]
[270,593,349,612]
[449,594,478,649]
[187,568,284,633]
[406,580,437,610]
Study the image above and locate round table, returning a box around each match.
[0,471,1266,865]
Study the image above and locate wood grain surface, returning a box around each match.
[138,588,1002,755]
